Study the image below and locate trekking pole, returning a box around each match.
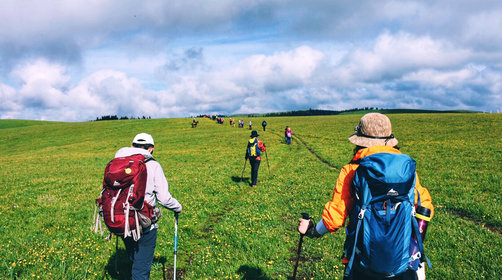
[173,212,179,280]
[264,149,270,173]
[115,235,118,273]
[293,213,310,280]
[239,159,247,184]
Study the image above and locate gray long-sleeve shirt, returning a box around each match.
[114,147,182,215]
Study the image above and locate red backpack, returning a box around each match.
[94,154,154,241]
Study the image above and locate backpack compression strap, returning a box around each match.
[344,205,367,277]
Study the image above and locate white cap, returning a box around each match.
[132,133,154,146]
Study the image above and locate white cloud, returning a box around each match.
[12,59,69,108]
[1,1,502,120]
[403,68,474,88]
[231,46,324,92]
[335,32,471,84]
[464,10,502,49]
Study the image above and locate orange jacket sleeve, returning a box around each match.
[414,173,435,218]
[258,141,266,151]
[322,164,356,232]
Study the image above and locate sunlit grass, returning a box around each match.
[0,114,500,279]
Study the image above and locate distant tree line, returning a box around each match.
[94,115,152,121]
[190,107,479,119]
[261,107,476,117]
[263,108,381,117]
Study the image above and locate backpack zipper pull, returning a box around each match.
[358,207,367,220]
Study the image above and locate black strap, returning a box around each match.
[351,132,395,145]
[355,132,395,140]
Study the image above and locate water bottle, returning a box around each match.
[409,206,431,270]
[415,206,431,241]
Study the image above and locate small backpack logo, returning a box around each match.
[387,188,399,196]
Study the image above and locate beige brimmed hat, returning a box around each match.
[348,113,398,147]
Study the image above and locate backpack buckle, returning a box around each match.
[358,208,366,220]
[410,252,421,262]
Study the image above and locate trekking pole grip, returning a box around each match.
[300,213,312,237]
[301,212,310,220]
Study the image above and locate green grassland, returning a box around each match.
[0,113,500,279]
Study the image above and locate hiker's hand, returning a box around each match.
[298,218,312,235]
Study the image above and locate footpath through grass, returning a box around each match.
[0,113,500,279]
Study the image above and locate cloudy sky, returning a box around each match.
[1,0,501,121]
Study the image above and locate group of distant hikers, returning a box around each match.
[192,116,272,132]
[94,113,433,280]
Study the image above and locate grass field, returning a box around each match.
[0,113,500,279]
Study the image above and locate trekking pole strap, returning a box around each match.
[93,204,104,237]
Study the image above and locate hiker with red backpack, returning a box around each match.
[297,113,434,280]
[245,130,266,187]
[96,133,182,280]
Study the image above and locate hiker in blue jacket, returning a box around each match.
[116,133,182,280]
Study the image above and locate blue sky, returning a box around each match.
[1,0,501,121]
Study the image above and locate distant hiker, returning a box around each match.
[113,133,182,279]
[285,126,292,144]
[245,130,266,187]
[297,113,434,280]
[191,118,198,128]
[262,120,267,131]
[249,121,253,130]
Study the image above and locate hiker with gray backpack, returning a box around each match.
[95,133,182,280]
[297,113,434,280]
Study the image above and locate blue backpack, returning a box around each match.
[344,153,428,278]
[247,138,261,157]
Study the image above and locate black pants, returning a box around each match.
[344,266,417,280]
[249,158,261,185]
